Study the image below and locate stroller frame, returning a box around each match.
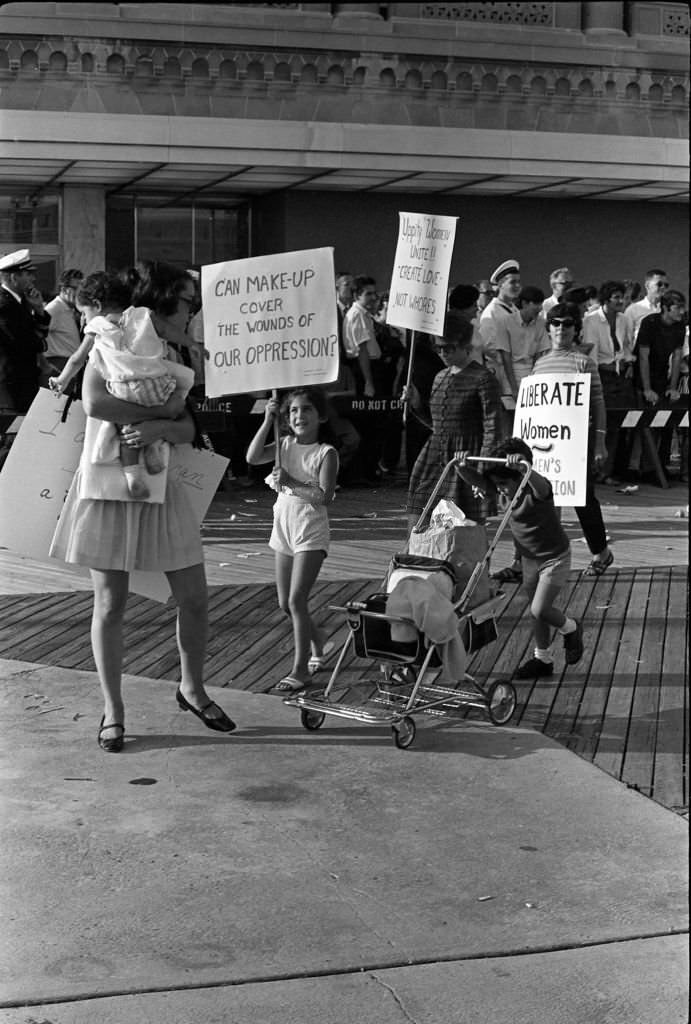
[285,455,532,749]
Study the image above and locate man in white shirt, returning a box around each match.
[542,266,574,315]
[343,275,381,398]
[582,280,634,370]
[622,267,669,342]
[478,259,523,404]
[43,267,83,379]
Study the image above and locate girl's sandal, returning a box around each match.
[273,675,309,694]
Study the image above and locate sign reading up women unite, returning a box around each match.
[386,212,458,336]
[202,247,338,397]
[513,373,591,506]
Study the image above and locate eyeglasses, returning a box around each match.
[549,318,575,328]
[555,280,573,288]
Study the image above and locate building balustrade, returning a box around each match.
[0,36,687,112]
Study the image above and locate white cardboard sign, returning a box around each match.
[386,211,458,336]
[201,247,339,397]
[0,389,228,603]
[513,373,591,507]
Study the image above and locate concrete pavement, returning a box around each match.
[1,658,687,1022]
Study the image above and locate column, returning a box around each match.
[62,185,106,275]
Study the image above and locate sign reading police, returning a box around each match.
[202,247,339,397]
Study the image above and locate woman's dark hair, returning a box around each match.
[486,437,533,479]
[76,271,131,312]
[440,308,474,347]
[546,301,582,334]
[598,280,626,306]
[130,260,195,316]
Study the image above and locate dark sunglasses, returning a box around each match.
[549,318,575,328]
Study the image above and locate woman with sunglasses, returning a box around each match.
[402,309,503,532]
[531,302,614,580]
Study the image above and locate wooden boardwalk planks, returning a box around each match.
[0,567,686,813]
[651,567,688,812]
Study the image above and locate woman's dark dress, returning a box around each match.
[406,363,502,521]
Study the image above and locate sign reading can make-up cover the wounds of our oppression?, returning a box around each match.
[201,247,339,397]
[513,373,591,507]
[385,212,458,337]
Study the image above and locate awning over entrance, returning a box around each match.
[3,111,688,204]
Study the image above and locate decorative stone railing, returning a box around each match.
[0,36,687,108]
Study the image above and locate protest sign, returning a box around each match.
[513,373,591,506]
[386,212,458,336]
[0,389,228,604]
[201,247,339,398]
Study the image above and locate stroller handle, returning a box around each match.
[462,455,531,470]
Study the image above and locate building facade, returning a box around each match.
[0,1,688,296]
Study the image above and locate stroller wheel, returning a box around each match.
[300,709,326,731]
[392,716,416,749]
[487,680,517,725]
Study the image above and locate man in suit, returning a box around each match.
[0,249,51,416]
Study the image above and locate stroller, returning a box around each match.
[284,455,531,749]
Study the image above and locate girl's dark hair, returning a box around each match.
[76,271,131,312]
[130,260,194,316]
[487,437,533,479]
[279,387,336,445]
[280,386,328,422]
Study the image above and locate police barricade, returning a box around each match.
[608,402,688,488]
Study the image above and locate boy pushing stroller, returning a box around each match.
[456,438,584,679]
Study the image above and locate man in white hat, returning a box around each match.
[0,249,51,415]
[478,259,523,422]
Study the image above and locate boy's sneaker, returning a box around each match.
[515,657,553,680]
[563,620,584,665]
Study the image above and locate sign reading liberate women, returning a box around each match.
[513,373,591,506]
[386,212,458,336]
[202,247,339,397]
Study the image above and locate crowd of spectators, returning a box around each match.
[0,249,687,488]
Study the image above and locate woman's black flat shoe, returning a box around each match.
[98,716,125,753]
[175,688,236,733]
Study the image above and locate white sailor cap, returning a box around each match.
[0,249,37,273]
[489,259,520,286]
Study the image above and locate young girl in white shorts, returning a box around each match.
[247,387,339,693]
